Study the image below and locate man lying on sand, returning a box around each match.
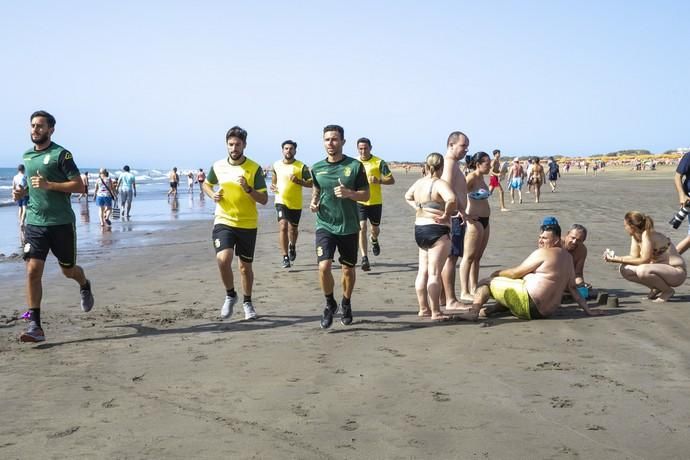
[457,217,603,320]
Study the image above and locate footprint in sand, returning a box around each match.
[549,397,573,408]
[432,391,450,402]
[341,420,359,431]
[47,426,80,439]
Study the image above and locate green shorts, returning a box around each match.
[489,277,541,320]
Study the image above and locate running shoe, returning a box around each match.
[361,256,371,272]
[243,301,257,320]
[105,218,112,226]
[80,280,94,312]
[282,256,291,269]
[320,304,337,329]
[341,303,353,326]
[20,321,45,343]
[221,295,237,319]
[371,237,380,256]
[288,243,296,262]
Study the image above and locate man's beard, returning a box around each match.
[32,133,50,146]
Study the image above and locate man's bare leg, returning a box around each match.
[319,259,335,296]
[498,186,508,211]
[278,219,289,257]
[26,258,45,309]
[358,220,368,257]
[239,259,253,297]
[216,249,235,291]
[676,235,690,255]
[442,255,464,309]
[342,265,356,299]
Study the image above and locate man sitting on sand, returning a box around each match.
[562,223,589,288]
[457,217,603,320]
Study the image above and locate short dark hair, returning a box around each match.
[540,223,562,238]
[123,165,130,172]
[18,164,25,172]
[465,151,490,170]
[357,137,372,147]
[31,110,56,127]
[570,223,588,240]
[281,140,297,149]
[493,149,501,156]
[226,126,248,143]
[323,125,344,139]
[447,131,467,148]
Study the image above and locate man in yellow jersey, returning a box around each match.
[271,140,312,268]
[356,137,395,271]
[202,126,268,321]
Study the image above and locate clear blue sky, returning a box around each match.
[2,0,688,169]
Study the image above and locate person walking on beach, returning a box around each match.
[187,172,194,193]
[356,137,395,271]
[202,126,268,320]
[440,131,469,310]
[196,168,206,196]
[168,167,179,198]
[13,164,29,230]
[548,157,560,192]
[12,110,95,343]
[94,168,115,227]
[489,149,508,211]
[457,218,602,321]
[310,125,369,329]
[529,157,546,203]
[117,165,136,218]
[271,140,312,268]
[507,158,524,204]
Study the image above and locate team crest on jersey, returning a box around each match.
[43,155,50,164]
[64,152,73,160]
[343,167,352,177]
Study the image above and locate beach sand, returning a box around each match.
[2,167,690,459]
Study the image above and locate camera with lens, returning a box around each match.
[669,200,690,229]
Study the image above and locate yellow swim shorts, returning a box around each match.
[489,277,537,320]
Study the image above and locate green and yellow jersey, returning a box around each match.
[206,156,267,229]
[357,154,392,206]
[272,159,311,210]
[311,155,368,235]
[23,142,80,226]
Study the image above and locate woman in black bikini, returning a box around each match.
[459,152,492,303]
[404,153,457,320]
[604,211,686,302]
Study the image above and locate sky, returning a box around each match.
[1,0,689,169]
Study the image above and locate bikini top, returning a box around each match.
[652,237,672,258]
[468,188,490,201]
[417,179,443,211]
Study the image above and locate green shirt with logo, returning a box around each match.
[23,142,80,226]
[311,155,368,235]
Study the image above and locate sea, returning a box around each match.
[0,167,275,268]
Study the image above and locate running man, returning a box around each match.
[457,218,602,321]
[271,139,312,268]
[440,131,469,310]
[356,137,395,271]
[13,110,95,343]
[489,149,508,211]
[203,126,268,321]
[507,158,525,204]
[117,165,137,218]
[310,125,369,329]
[12,164,29,229]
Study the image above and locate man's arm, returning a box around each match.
[674,172,686,206]
[567,273,603,316]
[491,249,543,279]
[32,173,85,194]
[379,161,395,185]
[574,245,587,285]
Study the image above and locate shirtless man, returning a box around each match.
[440,131,469,310]
[457,219,602,320]
[562,224,589,287]
[529,158,546,203]
[507,158,524,205]
[168,167,179,198]
[489,149,508,211]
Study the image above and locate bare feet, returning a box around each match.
[418,308,431,317]
[430,313,451,322]
[445,299,466,310]
[652,288,674,303]
[444,304,471,312]
[500,208,509,212]
[459,294,475,304]
[647,288,660,300]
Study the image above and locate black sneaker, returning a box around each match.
[281,256,291,269]
[288,243,296,262]
[320,304,337,329]
[341,303,353,326]
[371,237,380,256]
[361,256,371,272]
[80,280,94,312]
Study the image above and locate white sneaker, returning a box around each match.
[243,301,257,320]
[221,295,237,319]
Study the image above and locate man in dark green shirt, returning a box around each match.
[12,111,95,343]
[310,125,369,329]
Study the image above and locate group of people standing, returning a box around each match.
[10,110,689,343]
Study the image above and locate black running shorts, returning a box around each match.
[212,224,257,263]
[275,204,302,226]
[357,203,382,226]
[23,223,77,268]
[315,229,358,267]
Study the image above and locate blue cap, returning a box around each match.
[541,216,559,226]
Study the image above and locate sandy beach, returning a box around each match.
[2,167,690,459]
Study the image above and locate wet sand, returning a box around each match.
[2,166,690,459]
